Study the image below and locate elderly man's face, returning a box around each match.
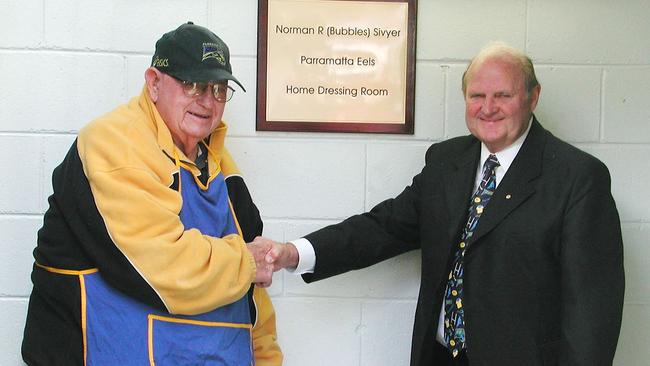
[148,70,226,153]
[464,58,540,153]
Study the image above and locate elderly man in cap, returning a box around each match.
[22,22,282,365]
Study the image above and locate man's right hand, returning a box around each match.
[251,237,299,272]
[246,240,274,287]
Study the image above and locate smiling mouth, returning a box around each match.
[479,116,503,123]
[188,111,210,119]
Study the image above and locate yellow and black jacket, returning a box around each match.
[22,88,282,365]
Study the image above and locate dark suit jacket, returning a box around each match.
[303,118,624,366]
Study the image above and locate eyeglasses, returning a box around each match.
[177,79,235,103]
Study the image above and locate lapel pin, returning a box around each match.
[505,194,512,200]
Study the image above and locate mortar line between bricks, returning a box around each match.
[0,131,78,137]
[0,48,260,60]
[278,294,418,302]
[229,134,649,146]
[0,213,44,218]
[0,296,30,301]
[1,48,648,67]
[622,302,650,306]
[600,68,606,142]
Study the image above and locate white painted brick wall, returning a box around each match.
[1,52,125,132]
[1,1,648,365]
[274,298,362,366]
[413,63,445,140]
[223,57,262,136]
[126,55,152,100]
[616,303,650,366]
[366,143,430,208]
[534,66,602,142]
[361,301,417,366]
[0,299,29,365]
[0,217,42,297]
[228,138,367,219]
[582,145,650,222]
[43,0,209,52]
[40,135,78,209]
[446,65,471,138]
[528,0,650,64]
[603,67,650,143]
[622,224,650,304]
[207,1,260,56]
[0,0,43,48]
[0,136,43,214]
[418,0,527,60]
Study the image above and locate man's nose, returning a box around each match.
[482,96,497,114]
[196,87,215,108]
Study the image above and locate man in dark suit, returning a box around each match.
[256,42,625,365]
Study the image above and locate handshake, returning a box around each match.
[246,237,300,287]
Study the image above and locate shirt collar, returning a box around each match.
[479,116,533,174]
[473,116,533,190]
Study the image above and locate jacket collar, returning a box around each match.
[470,116,547,246]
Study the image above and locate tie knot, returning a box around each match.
[484,154,500,171]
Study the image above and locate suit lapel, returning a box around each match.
[470,118,546,245]
[443,141,481,242]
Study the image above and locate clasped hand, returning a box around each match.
[246,237,299,288]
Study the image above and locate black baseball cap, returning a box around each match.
[151,22,245,91]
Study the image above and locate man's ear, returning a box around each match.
[529,84,541,112]
[144,67,161,102]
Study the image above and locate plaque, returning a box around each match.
[257,0,417,133]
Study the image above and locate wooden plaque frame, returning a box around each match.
[256,0,417,134]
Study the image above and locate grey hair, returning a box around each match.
[461,41,539,96]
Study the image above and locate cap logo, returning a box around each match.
[152,57,169,67]
[202,42,226,65]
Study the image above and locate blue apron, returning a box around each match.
[82,151,253,365]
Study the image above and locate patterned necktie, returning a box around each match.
[443,154,500,357]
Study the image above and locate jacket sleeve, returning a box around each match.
[559,158,625,365]
[251,287,283,366]
[303,153,428,282]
